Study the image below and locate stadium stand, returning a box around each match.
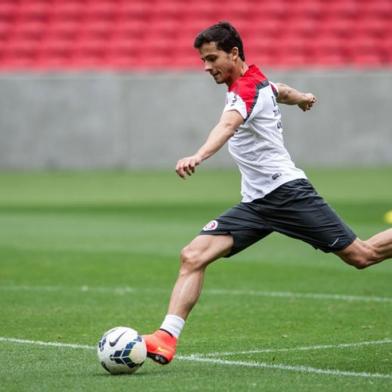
[0,0,391,71]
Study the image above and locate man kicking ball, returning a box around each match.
[143,22,392,365]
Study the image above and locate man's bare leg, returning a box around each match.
[336,228,392,269]
[143,234,233,364]
[168,234,234,319]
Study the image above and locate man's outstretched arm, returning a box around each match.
[275,82,317,112]
[176,110,243,179]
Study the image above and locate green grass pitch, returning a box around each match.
[0,168,391,391]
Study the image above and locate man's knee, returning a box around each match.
[179,245,206,273]
[179,234,233,274]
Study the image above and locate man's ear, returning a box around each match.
[231,47,239,60]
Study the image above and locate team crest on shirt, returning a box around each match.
[203,220,218,231]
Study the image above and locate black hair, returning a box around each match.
[194,21,245,61]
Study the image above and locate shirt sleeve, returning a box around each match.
[223,91,248,119]
[270,81,279,98]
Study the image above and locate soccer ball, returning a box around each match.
[97,326,147,375]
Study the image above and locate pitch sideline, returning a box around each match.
[0,336,391,380]
[1,284,392,303]
[196,338,392,357]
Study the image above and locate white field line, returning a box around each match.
[0,337,94,350]
[1,284,392,303]
[176,355,392,380]
[196,338,392,358]
[0,336,391,380]
[206,289,392,303]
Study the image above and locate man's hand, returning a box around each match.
[298,93,317,112]
[176,154,203,179]
[175,110,243,179]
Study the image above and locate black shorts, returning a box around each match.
[200,179,356,257]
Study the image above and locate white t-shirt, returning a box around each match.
[223,64,306,202]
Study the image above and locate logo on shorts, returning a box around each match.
[203,220,218,231]
[328,238,340,247]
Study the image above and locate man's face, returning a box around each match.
[198,42,236,85]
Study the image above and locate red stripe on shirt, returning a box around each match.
[228,65,268,117]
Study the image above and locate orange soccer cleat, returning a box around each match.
[143,329,177,365]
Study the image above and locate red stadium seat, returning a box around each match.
[353,17,389,38]
[285,19,320,38]
[1,38,40,66]
[345,36,381,56]
[378,37,392,57]
[322,1,359,19]
[359,1,392,18]
[39,37,74,55]
[308,36,347,58]
[106,35,142,57]
[0,3,18,20]
[148,2,183,19]
[80,20,113,40]
[147,19,179,39]
[11,20,47,40]
[312,53,348,68]
[46,20,80,40]
[117,2,150,19]
[318,17,355,38]
[350,54,385,68]
[0,20,13,40]
[112,19,145,39]
[288,1,323,19]
[17,2,51,22]
[51,2,85,21]
[85,2,118,20]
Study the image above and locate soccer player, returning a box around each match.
[143,22,392,365]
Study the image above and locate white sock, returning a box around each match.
[160,314,185,339]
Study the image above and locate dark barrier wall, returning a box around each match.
[0,71,391,169]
